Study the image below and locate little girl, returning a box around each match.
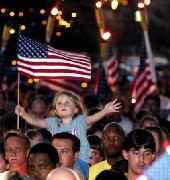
[15,91,121,179]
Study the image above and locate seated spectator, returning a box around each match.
[87,135,104,166]
[0,142,8,173]
[46,167,80,180]
[52,132,84,180]
[139,116,159,129]
[27,143,59,180]
[122,129,156,180]
[95,169,127,180]
[25,129,43,148]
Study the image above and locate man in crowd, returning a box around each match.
[122,129,156,180]
[52,132,84,180]
[89,122,125,180]
[27,143,59,180]
[4,132,30,176]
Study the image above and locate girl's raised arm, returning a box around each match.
[15,105,48,129]
[86,99,121,126]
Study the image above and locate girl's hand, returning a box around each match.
[15,105,26,117]
[103,99,122,115]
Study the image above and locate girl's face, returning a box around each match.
[55,95,78,121]
[0,154,7,173]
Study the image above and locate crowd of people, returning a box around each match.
[0,84,170,179]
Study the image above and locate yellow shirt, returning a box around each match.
[89,160,111,180]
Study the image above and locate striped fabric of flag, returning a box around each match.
[17,35,91,81]
[107,56,118,91]
[131,32,157,112]
[39,79,82,99]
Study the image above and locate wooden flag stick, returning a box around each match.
[17,73,20,130]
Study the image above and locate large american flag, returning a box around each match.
[17,34,91,81]
[131,31,157,112]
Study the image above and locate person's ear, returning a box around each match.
[122,150,128,160]
[74,151,79,161]
[74,107,78,114]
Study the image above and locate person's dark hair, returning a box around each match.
[139,115,159,128]
[52,132,80,153]
[25,129,42,140]
[28,143,59,165]
[87,135,104,157]
[144,94,160,107]
[103,122,125,139]
[4,132,30,150]
[95,170,127,180]
[123,129,156,153]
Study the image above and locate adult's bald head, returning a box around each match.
[103,122,125,138]
[46,167,80,180]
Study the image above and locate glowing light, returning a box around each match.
[10,29,15,34]
[9,11,15,17]
[111,0,119,10]
[28,8,34,13]
[56,32,62,36]
[56,15,61,20]
[138,2,145,9]
[121,0,128,6]
[96,1,102,8]
[40,9,46,14]
[28,79,33,84]
[131,98,136,104]
[59,20,66,26]
[18,12,24,17]
[41,20,47,25]
[144,0,150,5]
[12,60,17,66]
[1,8,6,13]
[58,11,62,16]
[51,7,59,16]
[66,23,70,28]
[20,25,26,30]
[72,13,77,17]
[81,82,88,88]
[135,11,142,22]
[101,31,111,41]
[34,78,39,82]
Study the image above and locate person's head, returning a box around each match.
[25,129,43,148]
[95,169,127,180]
[4,132,30,171]
[0,142,8,172]
[102,122,125,160]
[143,94,161,116]
[139,116,159,129]
[28,95,48,119]
[87,135,104,166]
[52,91,84,121]
[145,126,164,157]
[46,167,80,180]
[52,132,80,168]
[28,143,59,180]
[122,129,156,178]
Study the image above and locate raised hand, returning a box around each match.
[15,105,26,117]
[103,99,122,115]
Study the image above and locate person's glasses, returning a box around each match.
[5,147,26,154]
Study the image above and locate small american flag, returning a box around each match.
[107,56,118,91]
[17,34,91,81]
[131,31,157,112]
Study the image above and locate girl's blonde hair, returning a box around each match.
[51,91,86,117]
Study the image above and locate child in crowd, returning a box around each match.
[15,91,121,179]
